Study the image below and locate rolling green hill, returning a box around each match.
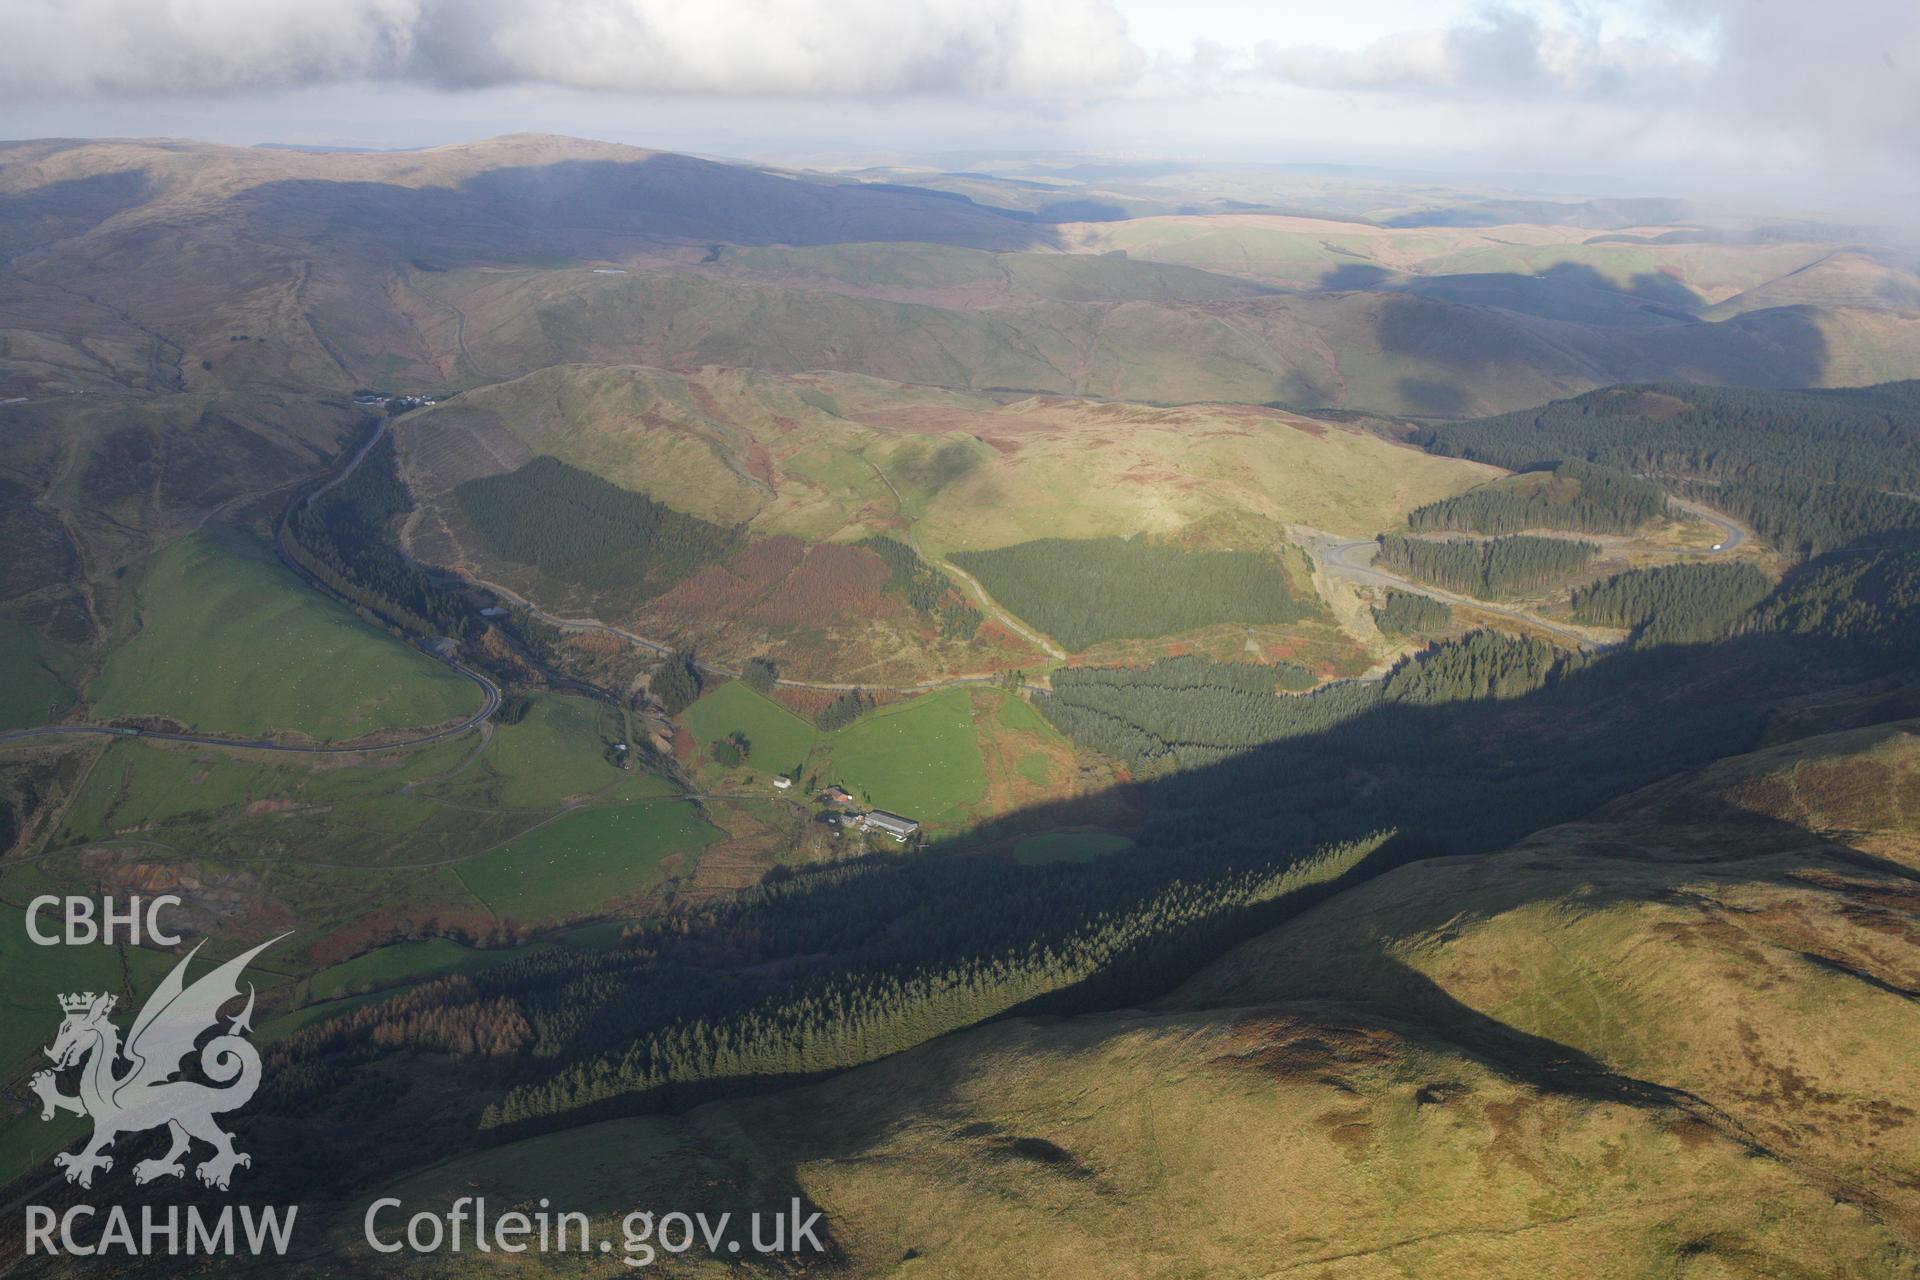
[8,132,1920,1275]
[8,137,1920,414]
[398,362,1495,551]
[341,721,1920,1277]
[392,362,1481,677]
[1175,720,1920,1241]
[415,264,1920,415]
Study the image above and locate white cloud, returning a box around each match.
[1673,0,1920,167]
[2,0,424,97]
[1,0,1913,222]
[0,0,1144,100]
[1251,7,1700,99]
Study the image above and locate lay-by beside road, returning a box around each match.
[1305,532,1613,651]
[1304,496,1756,653]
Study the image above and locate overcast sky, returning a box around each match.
[3,0,1915,215]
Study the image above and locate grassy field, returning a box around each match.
[994,695,1048,734]
[39,723,703,965]
[0,618,77,729]
[454,800,722,921]
[56,734,477,844]
[685,683,1059,831]
[683,681,822,782]
[461,693,626,809]
[0,897,182,1075]
[87,525,477,740]
[828,687,987,822]
[1012,831,1134,865]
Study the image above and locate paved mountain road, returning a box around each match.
[0,660,500,755]
[1668,497,1747,552]
[1306,533,1612,651]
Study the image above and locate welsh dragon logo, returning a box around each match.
[31,935,285,1191]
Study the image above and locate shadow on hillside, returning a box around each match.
[1540,260,1704,313]
[946,628,1919,864]
[1391,262,1701,328]
[236,802,1919,1261]
[1315,262,1395,292]
[0,169,152,247]
[13,573,1914,1237]
[1032,199,1131,223]
[218,153,1062,266]
[1368,286,1836,411]
[572,774,1920,1251]
[1394,376,1471,415]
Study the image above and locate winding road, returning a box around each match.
[1305,497,1753,654]
[0,417,502,755]
[0,661,499,755]
[1311,534,1610,650]
[1667,497,1747,553]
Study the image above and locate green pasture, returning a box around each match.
[995,694,1048,734]
[455,800,722,921]
[55,735,473,844]
[682,682,1006,825]
[88,525,476,740]
[683,681,821,781]
[0,618,77,729]
[828,687,986,822]
[455,693,624,808]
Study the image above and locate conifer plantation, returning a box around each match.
[815,689,870,730]
[1035,631,1584,770]
[1752,546,1920,650]
[1406,460,1666,535]
[649,650,702,716]
[950,537,1314,650]
[1675,476,1920,558]
[1572,562,1772,644]
[1371,590,1451,636]
[857,535,984,638]
[1416,382,1920,559]
[1374,533,1600,598]
[284,431,473,640]
[457,456,743,593]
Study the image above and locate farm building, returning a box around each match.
[820,786,854,805]
[773,776,793,790]
[853,811,920,843]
